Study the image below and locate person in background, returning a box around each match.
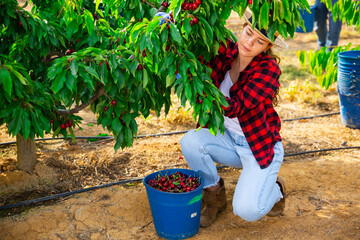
[180,8,287,227]
[314,0,342,51]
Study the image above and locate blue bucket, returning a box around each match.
[337,50,360,129]
[295,5,315,33]
[143,168,204,240]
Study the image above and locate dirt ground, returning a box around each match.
[1,10,360,240]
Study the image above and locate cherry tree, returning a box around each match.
[0,0,309,172]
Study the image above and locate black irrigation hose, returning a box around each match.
[0,130,190,146]
[1,145,360,210]
[1,111,358,210]
[0,112,341,147]
[282,111,340,122]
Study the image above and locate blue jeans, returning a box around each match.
[180,128,284,222]
[314,0,342,51]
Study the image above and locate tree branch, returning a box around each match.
[58,87,106,115]
[42,50,64,64]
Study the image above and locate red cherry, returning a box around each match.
[192,3,198,10]
[68,120,73,126]
[178,156,184,159]
[65,49,72,55]
[60,124,66,129]
[165,46,170,51]
[18,21,23,28]
[111,100,117,106]
[190,20,194,26]
[184,3,190,10]
[195,0,201,5]
[50,119,54,124]
[142,50,146,57]
[68,59,72,63]
[137,64,143,70]
[100,62,103,67]
[248,0,253,4]
[104,107,109,111]
[192,17,199,24]
[76,39,80,44]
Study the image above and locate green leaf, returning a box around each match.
[112,118,123,134]
[260,2,270,29]
[198,111,210,126]
[166,74,176,87]
[10,69,27,85]
[83,65,100,80]
[84,10,95,34]
[143,68,149,88]
[114,133,124,151]
[69,128,76,143]
[170,24,182,43]
[122,113,131,126]
[124,127,133,146]
[129,119,138,135]
[181,18,191,39]
[51,70,67,93]
[199,17,213,42]
[12,110,24,137]
[70,60,78,77]
[0,68,13,96]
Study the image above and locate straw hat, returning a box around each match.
[243,8,288,49]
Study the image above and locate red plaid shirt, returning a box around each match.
[203,38,282,169]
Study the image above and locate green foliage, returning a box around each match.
[297,44,360,90]
[326,0,360,31]
[0,0,306,152]
[297,0,360,89]
[233,0,310,40]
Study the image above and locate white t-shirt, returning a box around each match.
[219,71,244,136]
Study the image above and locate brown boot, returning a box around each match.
[267,176,286,217]
[200,178,227,227]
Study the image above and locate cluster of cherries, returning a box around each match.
[161,1,169,7]
[181,0,201,11]
[60,120,74,129]
[65,48,76,55]
[147,171,201,193]
[104,99,117,111]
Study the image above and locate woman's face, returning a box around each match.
[238,25,272,58]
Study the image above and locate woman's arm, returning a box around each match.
[222,60,280,118]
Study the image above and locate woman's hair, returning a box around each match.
[242,23,281,105]
[263,48,281,65]
[263,47,280,106]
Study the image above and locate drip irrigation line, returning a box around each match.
[0,130,190,146]
[1,145,359,210]
[0,112,340,147]
[282,111,340,122]
[283,146,360,157]
[0,177,143,210]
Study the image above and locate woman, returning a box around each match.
[180,9,288,227]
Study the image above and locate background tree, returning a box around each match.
[0,0,309,172]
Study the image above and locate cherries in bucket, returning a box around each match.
[147,171,201,193]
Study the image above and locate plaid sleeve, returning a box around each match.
[199,39,238,87]
[223,59,280,118]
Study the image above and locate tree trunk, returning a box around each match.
[16,134,37,173]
